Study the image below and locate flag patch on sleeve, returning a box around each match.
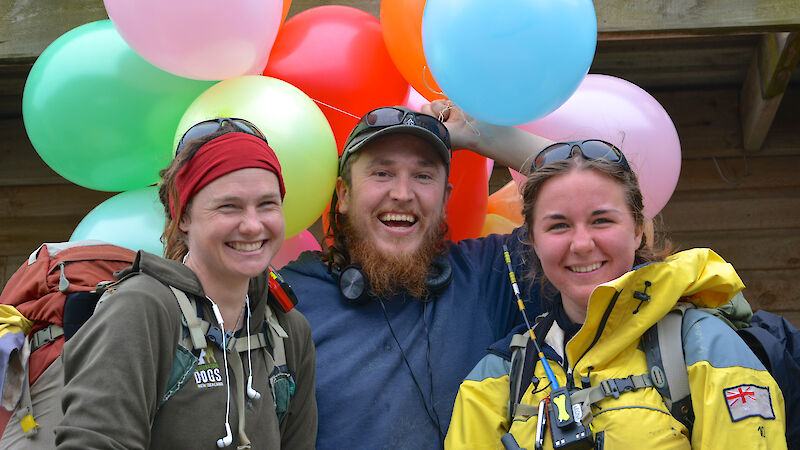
[723,384,775,422]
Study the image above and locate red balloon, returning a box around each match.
[322,151,487,244]
[446,150,488,242]
[264,6,408,152]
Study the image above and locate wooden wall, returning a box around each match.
[0,118,114,283]
[656,86,800,326]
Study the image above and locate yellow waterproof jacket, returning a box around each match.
[445,249,786,449]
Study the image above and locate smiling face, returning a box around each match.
[180,168,285,289]
[336,133,452,259]
[529,168,643,322]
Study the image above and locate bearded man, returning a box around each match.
[280,104,550,449]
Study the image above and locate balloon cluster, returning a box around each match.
[22,0,680,263]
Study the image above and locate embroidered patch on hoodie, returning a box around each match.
[194,348,223,389]
[723,384,775,422]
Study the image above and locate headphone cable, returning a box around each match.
[422,301,445,446]
[378,298,446,446]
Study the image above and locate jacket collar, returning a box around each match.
[565,248,744,375]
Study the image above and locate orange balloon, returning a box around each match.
[381,0,444,101]
[281,0,292,25]
[481,213,518,237]
[487,180,524,226]
[319,202,334,249]
[446,150,488,242]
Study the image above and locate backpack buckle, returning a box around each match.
[31,325,64,353]
[600,376,636,399]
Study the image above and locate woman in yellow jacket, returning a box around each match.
[444,140,786,449]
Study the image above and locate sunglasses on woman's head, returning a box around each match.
[531,139,631,172]
[175,118,267,155]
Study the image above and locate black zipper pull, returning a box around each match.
[632,281,652,314]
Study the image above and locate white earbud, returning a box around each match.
[246,375,262,400]
[211,303,225,328]
[207,296,232,448]
[217,422,233,448]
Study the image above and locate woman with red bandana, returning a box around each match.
[56,119,317,449]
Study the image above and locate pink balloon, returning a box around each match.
[517,74,681,218]
[271,230,321,269]
[104,0,282,80]
[402,84,427,111]
[509,168,526,189]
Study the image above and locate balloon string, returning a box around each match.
[422,65,446,98]
[311,98,361,119]
[712,154,749,185]
[424,70,481,143]
[435,99,481,144]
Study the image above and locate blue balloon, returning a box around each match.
[422,0,597,126]
[70,187,165,256]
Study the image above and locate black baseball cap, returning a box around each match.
[339,106,452,174]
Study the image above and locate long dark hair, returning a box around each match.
[521,156,672,292]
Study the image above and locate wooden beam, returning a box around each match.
[740,32,800,151]
[5,0,800,62]
[0,0,108,60]
[596,0,800,36]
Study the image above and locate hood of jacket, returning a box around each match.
[565,248,744,380]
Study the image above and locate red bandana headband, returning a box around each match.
[170,132,285,218]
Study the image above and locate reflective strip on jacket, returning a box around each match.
[445,248,787,449]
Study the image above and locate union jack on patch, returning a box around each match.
[723,384,775,422]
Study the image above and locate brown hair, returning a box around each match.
[521,156,672,290]
[322,151,360,270]
[158,123,241,261]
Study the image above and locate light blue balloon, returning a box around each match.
[70,186,165,256]
[423,0,597,126]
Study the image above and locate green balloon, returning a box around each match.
[23,20,216,191]
[70,186,166,256]
[176,75,338,239]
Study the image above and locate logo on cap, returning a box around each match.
[404,117,415,126]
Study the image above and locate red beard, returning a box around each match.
[341,214,446,299]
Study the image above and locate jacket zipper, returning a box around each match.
[566,289,622,389]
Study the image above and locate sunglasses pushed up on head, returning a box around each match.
[531,139,631,173]
[175,118,267,155]
[346,107,451,149]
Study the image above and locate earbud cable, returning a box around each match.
[378,298,445,446]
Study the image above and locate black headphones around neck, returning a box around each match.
[331,255,453,305]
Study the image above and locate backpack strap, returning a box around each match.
[265,304,288,367]
[508,313,555,420]
[167,286,294,424]
[641,303,695,432]
[170,286,208,350]
[569,373,654,421]
[508,332,529,420]
[15,339,39,438]
[30,324,64,353]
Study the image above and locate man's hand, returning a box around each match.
[420,99,481,151]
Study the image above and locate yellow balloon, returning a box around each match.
[176,75,337,238]
[481,213,518,237]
